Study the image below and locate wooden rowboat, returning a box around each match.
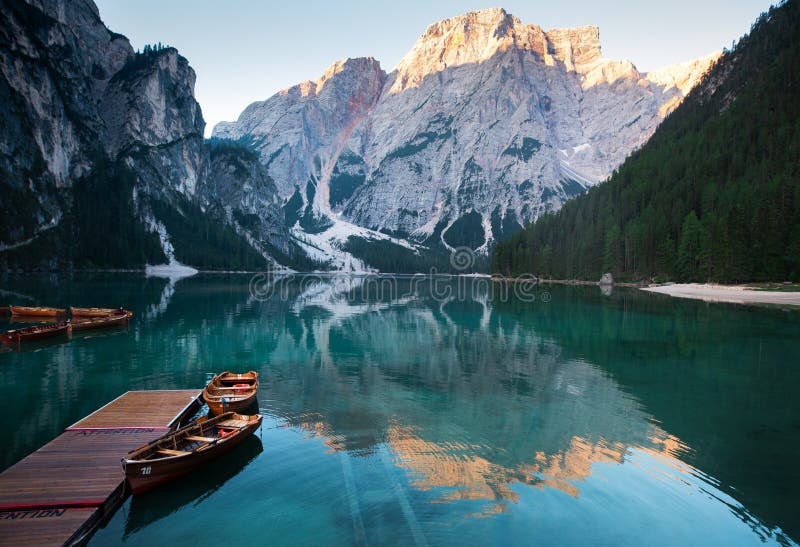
[71,310,133,331]
[0,320,72,345]
[213,371,258,387]
[8,315,59,325]
[0,306,9,317]
[70,307,126,318]
[10,305,67,317]
[202,371,259,415]
[9,315,61,324]
[123,412,262,494]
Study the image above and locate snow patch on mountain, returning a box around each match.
[143,214,198,277]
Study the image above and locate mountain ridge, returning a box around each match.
[213,8,718,271]
[491,0,800,283]
[0,0,303,271]
[0,2,719,272]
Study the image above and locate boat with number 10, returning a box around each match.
[123,412,262,494]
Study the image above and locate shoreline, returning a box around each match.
[2,269,798,306]
[491,277,644,288]
[492,277,800,307]
[641,283,800,307]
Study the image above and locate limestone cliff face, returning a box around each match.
[215,8,719,259]
[214,57,386,209]
[0,0,294,269]
[101,48,207,199]
[0,0,133,244]
[203,144,295,261]
[1,2,720,271]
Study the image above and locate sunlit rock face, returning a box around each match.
[215,8,719,256]
[213,57,387,213]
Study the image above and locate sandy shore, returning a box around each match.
[641,283,800,306]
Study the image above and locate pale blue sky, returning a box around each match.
[94,1,775,136]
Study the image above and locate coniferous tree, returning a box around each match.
[492,0,800,283]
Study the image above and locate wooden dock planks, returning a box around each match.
[0,429,164,509]
[68,390,202,430]
[0,508,99,546]
[0,389,201,546]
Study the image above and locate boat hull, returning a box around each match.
[202,372,259,416]
[9,306,66,317]
[72,311,132,331]
[71,307,125,318]
[123,416,261,494]
[1,321,71,344]
[204,392,258,415]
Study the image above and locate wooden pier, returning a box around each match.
[0,390,202,546]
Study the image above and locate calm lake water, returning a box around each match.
[1,273,799,546]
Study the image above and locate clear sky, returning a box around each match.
[94,0,775,136]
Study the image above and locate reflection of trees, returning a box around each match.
[3,275,797,542]
[0,273,170,470]
[494,284,800,540]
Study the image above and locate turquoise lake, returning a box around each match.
[1,273,799,546]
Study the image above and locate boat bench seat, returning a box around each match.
[156,448,190,456]
[186,435,217,443]
[217,420,246,428]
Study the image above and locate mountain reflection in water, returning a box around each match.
[1,273,797,545]
[262,278,701,515]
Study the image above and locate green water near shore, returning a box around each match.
[1,273,798,545]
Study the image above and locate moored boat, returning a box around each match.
[123,412,262,494]
[70,307,127,318]
[0,320,72,345]
[0,306,9,317]
[9,314,62,324]
[10,305,67,317]
[71,309,133,331]
[203,371,259,415]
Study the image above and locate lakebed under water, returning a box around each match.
[1,273,798,546]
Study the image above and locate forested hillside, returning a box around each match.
[0,2,287,272]
[492,0,800,283]
[0,153,270,271]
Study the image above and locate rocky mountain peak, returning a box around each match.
[282,57,384,99]
[645,52,722,95]
[213,8,720,271]
[391,8,521,93]
[319,57,382,85]
[420,7,517,39]
[543,26,602,73]
[390,10,609,94]
[101,47,204,163]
